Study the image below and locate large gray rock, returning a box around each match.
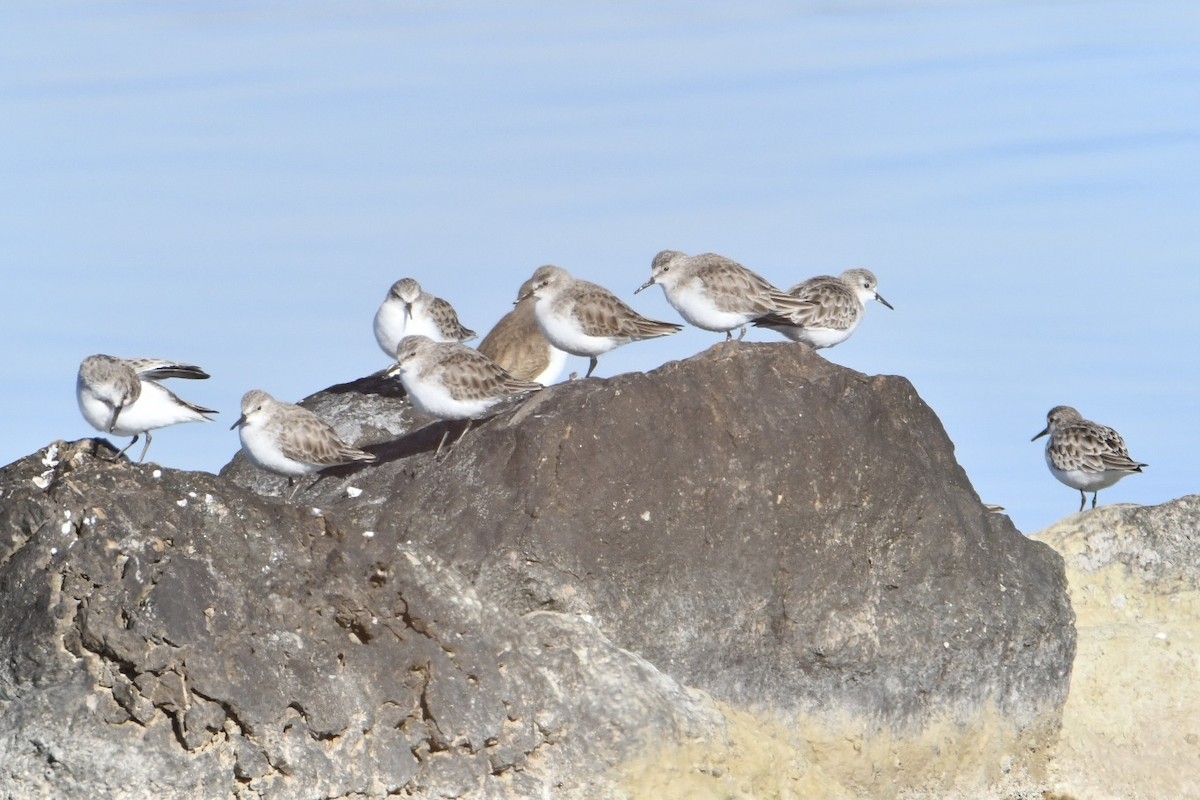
[2,342,1075,798]
[244,343,1073,729]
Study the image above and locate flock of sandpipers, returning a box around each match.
[74,250,1145,508]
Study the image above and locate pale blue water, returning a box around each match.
[2,1,1197,535]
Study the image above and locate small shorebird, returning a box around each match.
[477,275,568,386]
[518,264,682,378]
[754,268,893,348]
[231,389,376,500]
[388,334,543,459]
[1032,405,1147,511]
[373,277,475,359]
[635,249,808,340]
[76,354,216,462]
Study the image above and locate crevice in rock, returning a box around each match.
[191,687,250,739]
[286,701,343,743]
[0,513,54,569]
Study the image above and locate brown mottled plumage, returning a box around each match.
[518,265,682,377]
[754,268,892,348]
[635,250,810,339]
[387,335,543,458]
[1031,405,1147,511]
[232,389,376,499]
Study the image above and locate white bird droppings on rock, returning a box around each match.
[41,445,59,468]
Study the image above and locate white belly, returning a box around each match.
[665,282,755,332]
[532,346,569,386]
[398,367,496,420]
[535,301,617,357]
[765,320,858,349]
[239,423,315,477]
[373,302,406,358]
[1047,457,1128,493]
[375,302,449,357]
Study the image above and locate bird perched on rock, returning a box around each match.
[477,275,568,386]
[1032,405,1147,511]
[634,249,809,340]
[754,268,893,348]
[76,354,216,463]
[373,277,475,359]
[388,334,543,459]
[518,264,682,378]
[231,390,377,500]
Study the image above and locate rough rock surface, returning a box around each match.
[2,343,1074,798]
[234,343,1074,730]
[0,440,726,799]
[1034,497,1200,800]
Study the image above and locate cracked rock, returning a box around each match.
[1,344,1075,798]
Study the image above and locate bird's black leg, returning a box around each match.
[137,431,153,463]
[434,426,451,460]
[115,434,140,461]
[585,357,598,378]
